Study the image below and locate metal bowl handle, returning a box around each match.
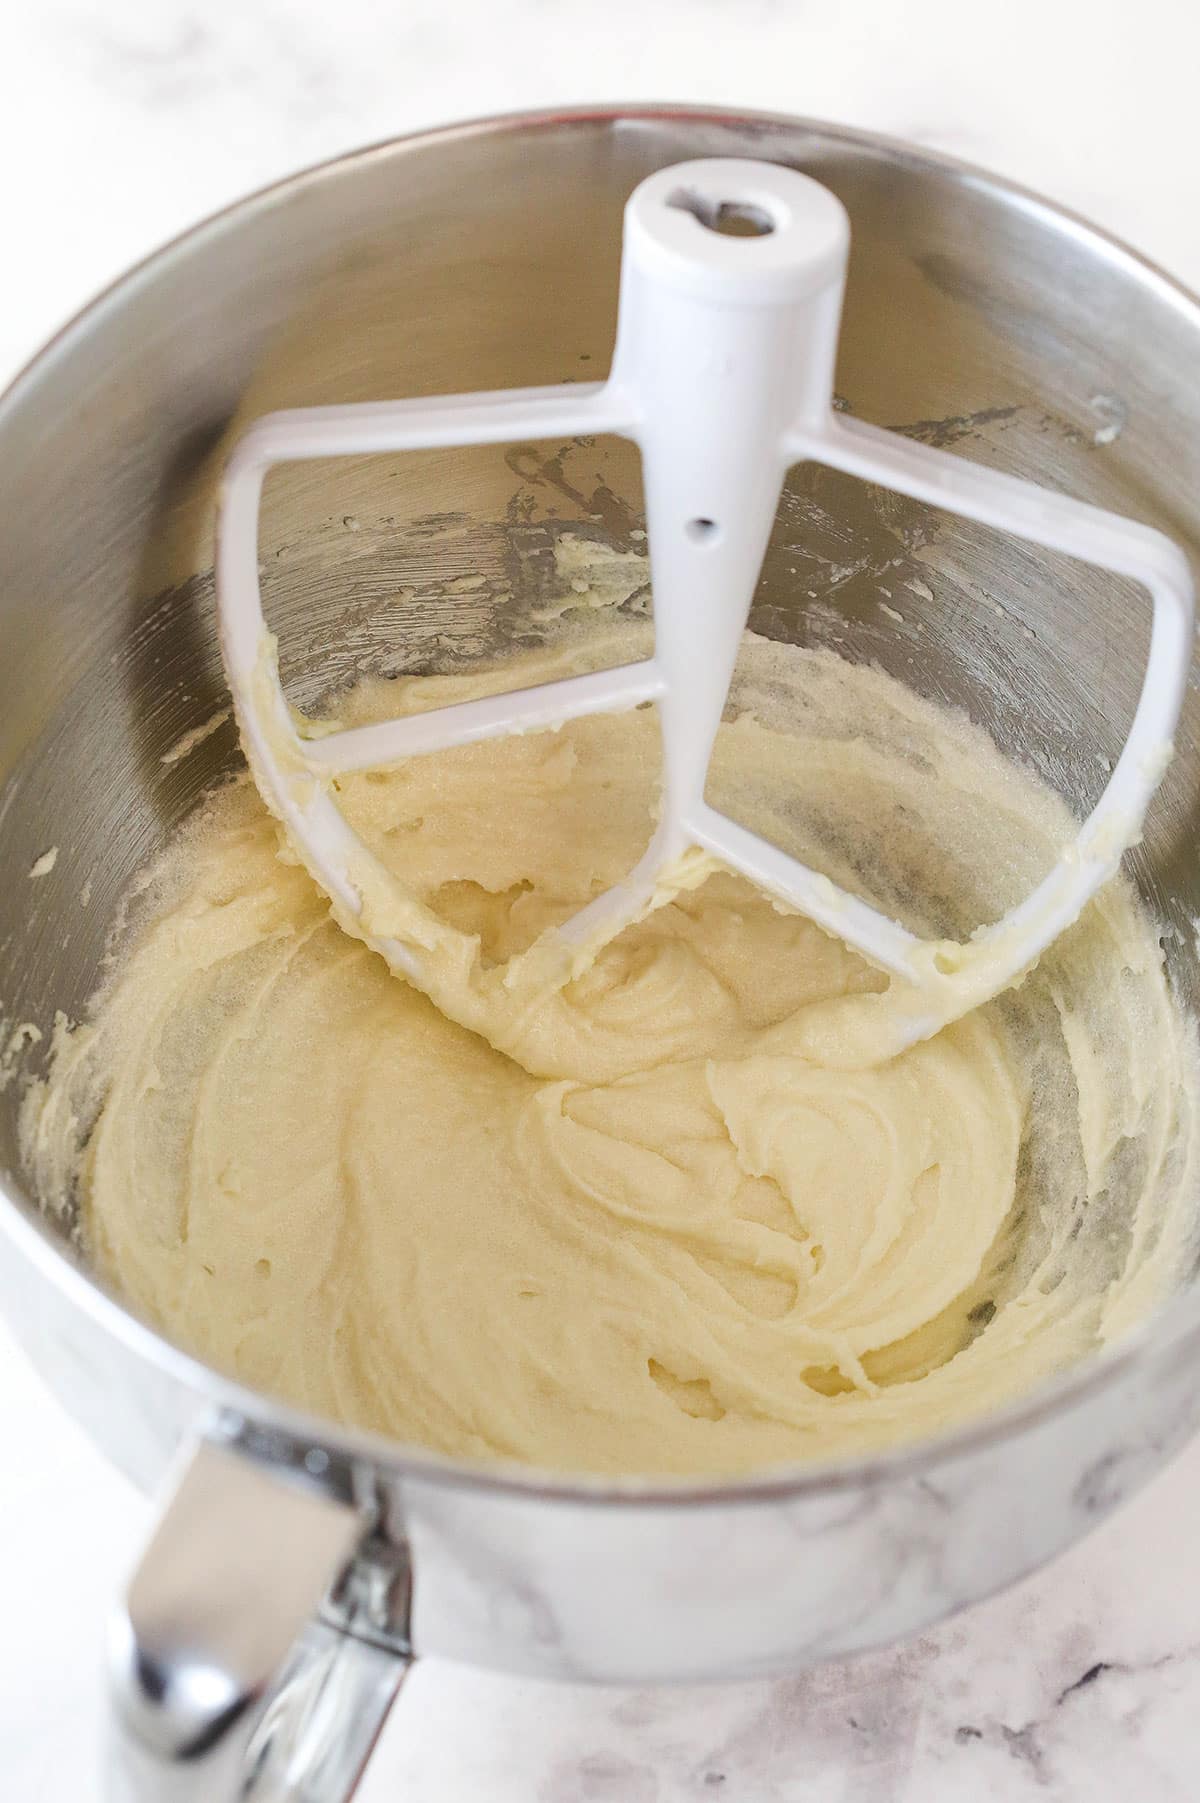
[106,1435,412,1801]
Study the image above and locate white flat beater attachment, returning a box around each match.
[217,160,1193,1043]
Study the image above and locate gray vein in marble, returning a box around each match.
[942,1644,1200,1797]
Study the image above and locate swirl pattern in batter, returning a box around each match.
[21,634,1199,1474]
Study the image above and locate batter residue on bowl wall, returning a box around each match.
[20,628,1200,1475]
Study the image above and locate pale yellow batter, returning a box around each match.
[21,632,1200,1475]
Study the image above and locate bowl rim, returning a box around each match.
[4,99,1200,1510]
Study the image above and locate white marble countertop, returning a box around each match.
[4,1,1200,1797]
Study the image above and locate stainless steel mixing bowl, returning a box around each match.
[2,107,1200,1801]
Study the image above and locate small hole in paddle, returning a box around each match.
[668,189,776,238]
[686,517,720,545]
